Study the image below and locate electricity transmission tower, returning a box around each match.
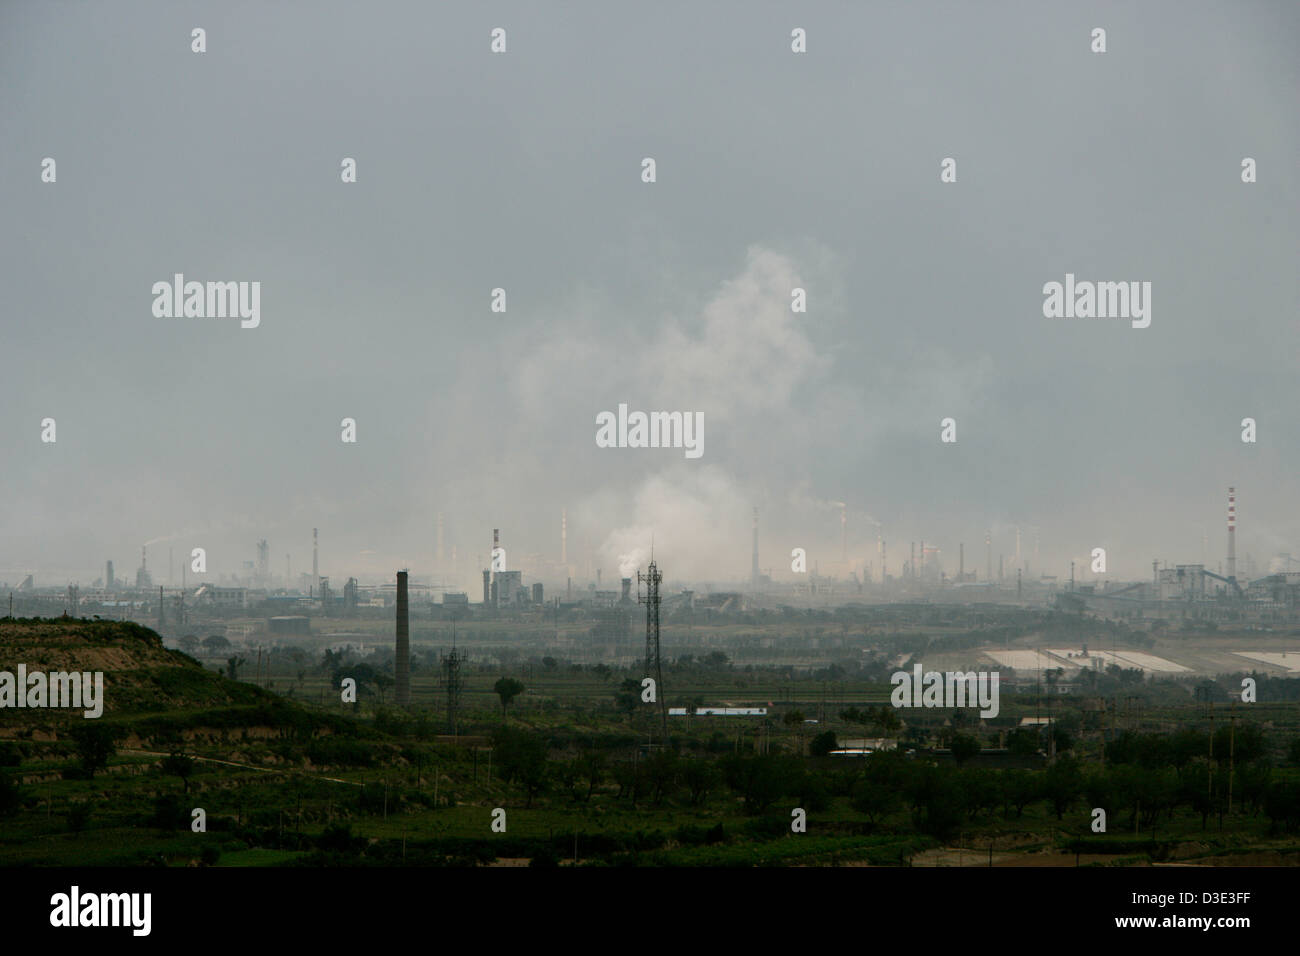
[637,560,667,742]
[441,648,465,736]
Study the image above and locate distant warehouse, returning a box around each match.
[669,707,768,717]
[268,615,311,635]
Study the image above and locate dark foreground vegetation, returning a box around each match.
[3,617,1300,867]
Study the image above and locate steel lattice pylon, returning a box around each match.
[441,648,465,736]
[637,561,667,741]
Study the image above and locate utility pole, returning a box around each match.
[1208,701,1215,809]
[1099,698,1105,770]
[1228,703,1236,816]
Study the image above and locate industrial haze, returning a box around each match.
[2,1,1299,595]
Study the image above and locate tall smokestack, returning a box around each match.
[920,540,925,579]
[621,577,632,604]
[492,528,500,607]
[751,506,760,587]
[985,532,992,582]
[312,528,318,584]
[1227,486,1237,581]
[561,509,567,566]
[483,569,491,605]
[910,542,915,578]
[436,513,444,566]
[395,571,410,707]
[881,540,887,580]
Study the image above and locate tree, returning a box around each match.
[872,706,902,736]
[69,723,117,778]
[1263,781,1300,834]
[851,760,903,825]
[226,655,247,681]
[494,677,526,715]
[1041,756,1084,820]
[66,802,93,836]
[149,793,188,830]
[721,755,794,815]
[338,662,379,693]
[1214,723,1266,766]
[0,742,21,767]
[1006,727,1040,757]
[960,768,1003,819]
[681,759,721,807]
[643,750,680,807]
[1003,769,1041,818]
[950,734,981,766]
[491,726,548,808]
[577,751,607,802]
[614,678,640,715]
[178,635,200,656]
[809,730,838,757]
[784,710,808,755]
[201,635,231,655]
[161,753,195,794]
[905,765,965,841]
[0,773,22,818]
[1237,760,1273,816]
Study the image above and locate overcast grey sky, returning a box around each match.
[2,1,1297,588]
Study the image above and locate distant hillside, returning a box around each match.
[0,618,331,736]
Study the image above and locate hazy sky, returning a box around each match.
[2,1,1297,587]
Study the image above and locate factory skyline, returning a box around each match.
[7,488,1297,623]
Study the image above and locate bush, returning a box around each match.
[149,793,189,831]
[0,773,22,818]
[0,742,23,767]
[809,730,838,757]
